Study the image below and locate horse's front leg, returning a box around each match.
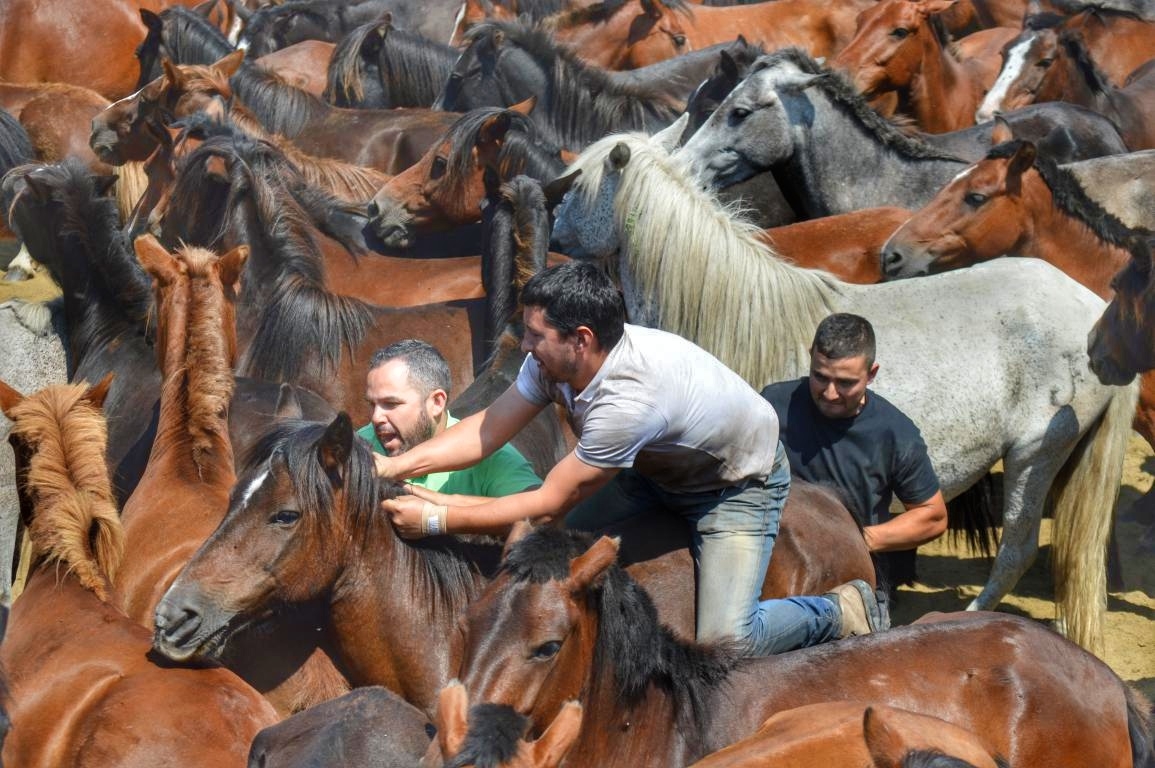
[965,454,1056,611]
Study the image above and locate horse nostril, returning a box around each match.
[882,247,904,270]
[366,200,379,219]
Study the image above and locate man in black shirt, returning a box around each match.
[761,313,947,590]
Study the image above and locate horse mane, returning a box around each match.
[988,140,1142,247]
[0,109,33,182]
[442,106,565,197]
[324,16,384,105]
[241,420,486,612]
[547,0,689,28]
[151,6,233,65]
[481,175,550,350]
[754,49,965,162]
[230,63,334,140]
[375,24,457,108]
[469,22,683,147]
[446,704,530,768]
[168,245,236,470]
[501,527,740,746]
[566,131,836,386]
[8,383,124,601]
[1024,11,1068,29]
[242,1,331,52]
[5,161,154,333]
[1057,29,1112,95]
[901,751,1010,768]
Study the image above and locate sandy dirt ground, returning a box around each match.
[894,434,1155,700]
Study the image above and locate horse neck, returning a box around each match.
[327,511,491,708]
[150,273,236,485]
[784,91,966,214]
[908,31,970,132]
[1024,173,1131,298]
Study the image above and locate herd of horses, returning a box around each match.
[0,0,1153,764]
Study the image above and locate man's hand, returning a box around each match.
[373,452,398,479]
[382,496,427,539]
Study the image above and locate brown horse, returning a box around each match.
[832,0,1018,132]
[429,682,583,768]
[1088,235,1155,385]
[151,413,873,714]
[759,207,911,284]
[974,28,1155,149]
[546,0,875,70]
[447,525,1152,767]
[685,702,1005,767]
[0,376,278,767]
[367,103,566,242]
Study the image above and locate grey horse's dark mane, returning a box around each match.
[752,49,964,162]
[988,139,1144,247]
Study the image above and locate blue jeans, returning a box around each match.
[566,442,839,656]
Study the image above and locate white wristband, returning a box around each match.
[421,503,448,536]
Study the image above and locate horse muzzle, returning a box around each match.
[153,589,235,662]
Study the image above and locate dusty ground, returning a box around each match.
[894,434,1155,700]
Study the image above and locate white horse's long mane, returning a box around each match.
[566,132,840,387]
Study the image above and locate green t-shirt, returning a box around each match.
[356,413,541,497]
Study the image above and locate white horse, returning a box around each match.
[550,130,1136,654]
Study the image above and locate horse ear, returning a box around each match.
[205,154,230,182]
[478,111,515,150]
[863,706,905,768]
[22,172,52,203]
[1005,141,1036,195]
[134,233,180,281]
[192,0,217,18]
[162,58,185,89]
[0,378,25,418]
[93,174,119,198]
[273,383,304,420]
[566,535,620,593]
[140,8,164,33]
[217,243,249,291]
[502,519,535,560]
[719,49,739,79]
[530,701,583,767]
[84,372,116,411]
[436,681,471,760]
[920,0,957,14]
[213,50,246,79]
[542,169,582,209]
[651,113,689,153]
[609,142,631,171]
[317,412,354,486]
[641,0,663,20]
[509,95,536,116]
[990,115,1013,145]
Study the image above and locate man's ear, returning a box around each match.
[867,362,880,383]
[428,388,449,416]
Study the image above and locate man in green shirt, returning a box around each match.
[357,339,541,500]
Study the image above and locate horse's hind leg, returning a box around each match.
[966,450,1066,612]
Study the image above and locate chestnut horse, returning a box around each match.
[1088,235,1155,385]
[832,0,1018,132]
[973,28,1155,149]
[448,525,1152,767]
[427,682,583,768]
[685,702,1006,767]
[152,413,874,713]
[759,208,911,284]
[546,0,875,69]
[0,377,278,767]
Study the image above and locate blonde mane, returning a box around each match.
[7,384,123,601]
[566,132,840,387]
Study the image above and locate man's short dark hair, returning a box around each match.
[520,261,626,349]
[369,339,451,396]
[811,313,876,367]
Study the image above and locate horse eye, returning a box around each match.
[1037,58,1053,67]
[270,509,300,526]
[891,27,910,39]
[531,640,562,660]
[730,106,751,122]
[430,157,448,180]
[673,34,686,47]
[964,192,988,207]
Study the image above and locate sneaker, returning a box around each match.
[825,579,889,638]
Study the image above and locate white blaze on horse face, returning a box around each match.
[449,2,468,46]
[239,468,270,509]
[975,36,1033,123]
[107,84,149,111]
[949,165,977,184]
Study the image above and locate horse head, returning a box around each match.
[832,0,957,98]
[152,414,388,663]
[975,26,1060,121]
[1089,236,1155,386]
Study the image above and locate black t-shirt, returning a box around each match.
[760,377,940,586]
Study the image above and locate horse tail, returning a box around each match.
[1125,684,1155,768]
[1050,379,1137,656]
[945,473,1001,558]
[323,17,384,107]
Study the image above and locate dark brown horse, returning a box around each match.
[446,525,1152,767]
[685,702,1006,767]
[0,376,279,767]
[1088,235,1155,385]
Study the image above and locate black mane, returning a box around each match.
[549,0,690,27]
[753,49,965,162]
[0,109,33,183]
[231,63,334,139]
[902,750,1011,768]
[442,105,566,195]
[987,139,1144,247]
[501,527,740,750]
[148,6,232,65]
[446,704,530,768]
[325,17,456,108]
[1058,29,1112,95]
